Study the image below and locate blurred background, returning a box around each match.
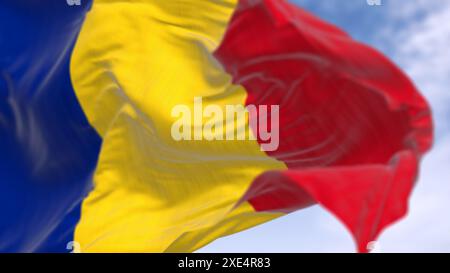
[199,0,450,253]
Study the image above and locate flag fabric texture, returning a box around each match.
[0,0,433,253]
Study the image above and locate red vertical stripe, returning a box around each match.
[215,0,433,252]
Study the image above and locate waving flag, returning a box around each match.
[0,0,433,253]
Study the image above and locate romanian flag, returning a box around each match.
[0,0,433,253]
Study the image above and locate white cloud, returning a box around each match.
[390,3,450,134]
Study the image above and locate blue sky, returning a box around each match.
[199,0,450,253]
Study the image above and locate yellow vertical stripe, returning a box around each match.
[70,0,285,252]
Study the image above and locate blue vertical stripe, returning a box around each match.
[0,0,101,252]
